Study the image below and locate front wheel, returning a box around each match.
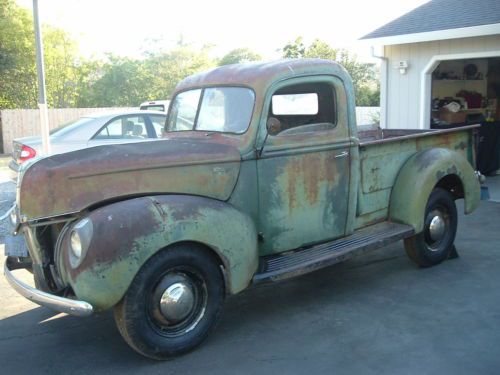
[114,244,225,360]
[404,188,458,267]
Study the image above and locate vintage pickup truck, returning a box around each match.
[4,59,481,359]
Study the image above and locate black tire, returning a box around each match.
[404,188,458,267]
[33,264,54,292]
[113,243,225,360]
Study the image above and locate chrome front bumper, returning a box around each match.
[3,258,93,317]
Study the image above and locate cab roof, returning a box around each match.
[174,59,351,94]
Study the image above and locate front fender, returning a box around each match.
[389,148,480,233]
[59,195,258,311]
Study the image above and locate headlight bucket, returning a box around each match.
[69,218,93,268]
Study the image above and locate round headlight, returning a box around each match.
[70,230,82,259]
[68,218,93,268]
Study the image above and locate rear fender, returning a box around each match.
[59,195,258,311]
[389,148,480,233]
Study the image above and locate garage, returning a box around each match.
[360,0,500,199]
[431,57,500,177]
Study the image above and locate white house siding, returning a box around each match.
[383,34,500,129]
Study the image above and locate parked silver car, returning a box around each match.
[10,110,167,171]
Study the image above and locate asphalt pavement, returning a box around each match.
[0,180,499,374]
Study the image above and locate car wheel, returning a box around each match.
[114,243,225,360]
[404,188,458,267]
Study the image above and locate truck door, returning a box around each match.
[257,76,352,255]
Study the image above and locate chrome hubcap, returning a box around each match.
[149,269,207,337]
[428,214,446,242]
[159,280,195,324]
[425,207,450,252]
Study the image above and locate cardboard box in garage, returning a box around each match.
[438,108,466,124]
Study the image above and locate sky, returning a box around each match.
[17,0,429,62]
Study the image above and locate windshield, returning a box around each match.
[140,105,165,111]
[166,87,254,134]
[50,117,95,138]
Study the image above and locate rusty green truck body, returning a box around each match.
[4,59,481,358]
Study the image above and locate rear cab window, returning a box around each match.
[267,82,336,136]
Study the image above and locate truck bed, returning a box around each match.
[355,124,479,229]
[358,124,479,146]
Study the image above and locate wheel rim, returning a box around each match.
[424,206,450,251]
[148,267,207,337]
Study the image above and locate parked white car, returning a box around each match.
[10,110,167,172]
[139,100,170,112]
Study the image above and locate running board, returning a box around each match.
[253,221,414,284]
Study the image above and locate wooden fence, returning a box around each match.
[0,107,135,154]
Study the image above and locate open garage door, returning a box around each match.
[430,57,500,179]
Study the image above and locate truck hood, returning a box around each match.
[18,138,241,220]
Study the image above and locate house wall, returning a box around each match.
[383,34,500,129]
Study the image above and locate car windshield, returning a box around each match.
[166,87,254,134]
[50,117,96,138]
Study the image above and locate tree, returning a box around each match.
[218,48,261,66]
[77,45,216,107]
[356,79,380,107]
[73,58,103,107]
[3,2,380,110]
[282,37,306,59]
[0,0,37,108]
[304,39,337,60]
[43,26,81,107]
[0,0,82,109]
[280,37,380,106]
[142,45,215,101]
[75,55,148,107]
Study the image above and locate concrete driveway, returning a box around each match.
[0,178,499,374]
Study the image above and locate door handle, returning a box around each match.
[334,151,349,158]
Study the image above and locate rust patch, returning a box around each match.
[281,151,340,211]
[19,137,241,220]
[63,197,160,280]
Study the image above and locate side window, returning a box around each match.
[149,114,167,137]
[95,116,147,139]
[267,82,336,136]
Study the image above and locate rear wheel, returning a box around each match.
[114,244,225,360]
[404,188,457,267]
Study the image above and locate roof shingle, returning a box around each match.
[361,0,500,40]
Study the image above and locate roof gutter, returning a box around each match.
[371,46,388,129]
[361,23,500,46]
